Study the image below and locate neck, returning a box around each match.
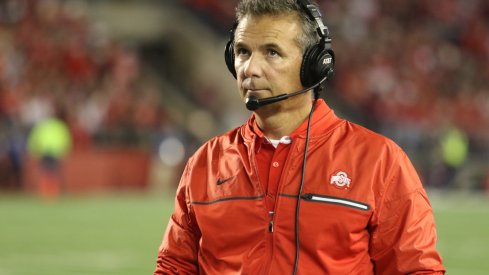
[254,98,313,140]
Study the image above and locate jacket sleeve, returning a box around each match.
[369,149,446,274]
[154,163,201,274]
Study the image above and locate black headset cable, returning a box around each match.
[292,87,320,275]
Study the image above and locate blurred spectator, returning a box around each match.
[0,115,25,191]
[429,125,469,189]
[27,106,72,200]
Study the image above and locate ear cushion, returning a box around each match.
[300,44,335,87]
[224,40,237,79]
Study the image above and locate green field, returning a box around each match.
[0,191,488,274]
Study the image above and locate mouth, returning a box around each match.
[245,89,269,98]
[241,79,269,97]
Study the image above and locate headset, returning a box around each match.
[223,1,335,274]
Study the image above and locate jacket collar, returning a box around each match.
[241,99,342,144]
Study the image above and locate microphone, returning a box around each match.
[245,76,328,111]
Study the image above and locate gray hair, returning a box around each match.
[235,0,320,53]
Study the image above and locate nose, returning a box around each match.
[242,54,263,78]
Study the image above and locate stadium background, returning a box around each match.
[0,0,488,274]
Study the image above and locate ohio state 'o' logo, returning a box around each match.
[330,171,351,189]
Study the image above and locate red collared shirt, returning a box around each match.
[252,128,291,212]
[252,100,329,212]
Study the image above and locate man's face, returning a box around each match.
[233,14,304,108]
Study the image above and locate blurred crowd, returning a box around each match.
[0,0,175,190]
[0,0,488,192]
[328,0,489,190]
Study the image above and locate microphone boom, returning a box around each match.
[245,76,328,111]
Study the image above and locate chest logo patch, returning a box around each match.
[330,171,351,189]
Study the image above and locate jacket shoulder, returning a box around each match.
[187,125,243,164]
[339,120,402,152]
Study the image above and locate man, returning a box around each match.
[155,0,445,274]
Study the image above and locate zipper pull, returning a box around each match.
[268,211,275,233]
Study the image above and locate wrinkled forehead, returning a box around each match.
[235,14,303,47]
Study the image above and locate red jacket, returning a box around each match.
[155,100,445,274]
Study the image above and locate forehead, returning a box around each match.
[234,14,302,47]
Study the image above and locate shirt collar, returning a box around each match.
[243,99,341,145]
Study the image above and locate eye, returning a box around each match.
[267,49,280,57]
[235,47,249,57]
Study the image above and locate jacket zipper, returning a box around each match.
[267,211,275,273]
[268,211,275,233]
[265,141,298,274]
[248,141,276,273]
[302,193,370,211]
[265,207,276,275]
